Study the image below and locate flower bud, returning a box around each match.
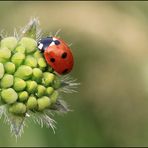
[26,96,37,110]
[43,72,55,86]
[1,88,18,104]
[1,37,17,51]
[15,45,25,53]
[0,74,13,88]
[46,87,54,96]
[26,80,37,93]
[24,55,37,68]
[4,62,15,74]
[19,37,37,53]
[0,63,4,79]
[13,77,26,91]
[52,76,61,89]
[38,58,47,68]
[50,91,59,104]
[32,68,43,83]
[37,96,51,111]
[18,91,29,102]
[37,85,46,97]
[14,65,32,80]
[33,50,42,59]
[11,52,25,67]
[9,102,26,114]
[0,47,11,63]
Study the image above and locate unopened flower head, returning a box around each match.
[0,18,79,138]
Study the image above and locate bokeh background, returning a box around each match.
[1,1,148,147]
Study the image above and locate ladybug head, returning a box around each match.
[37,37,60,52]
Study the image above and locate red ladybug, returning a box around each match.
[37,37,74,75]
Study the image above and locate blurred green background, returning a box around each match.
[1,1,148,146]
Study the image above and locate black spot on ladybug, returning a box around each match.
[50,58,55,63]
[62,69,68,74]
[61,52,67,59]
[54,40,60,45]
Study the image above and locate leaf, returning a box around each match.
[3,108,26,138]
[20,17,42,40]
[27,110,56,133]
[59,75,80,93]
[50,99,70,113]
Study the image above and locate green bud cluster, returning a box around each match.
[0,37,61,115]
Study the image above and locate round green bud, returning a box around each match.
[15,45,25,53]
[0,74,13,88]
[1,88,18,104]
[33,50,43,59]
[26,80,37,93]
[0,47,11,63]
[11,52,25,67]
[26,96,37,110]
[4,62,15,74]
[0,63,4,79]
[37,96,51,111]
[1,37,17,51]
[24,55,37,68]
[18,91,29,102]
[19,37,37,53]
[42,72,55,86]
[32,68,43,83]
[9,102,26,114]
[14,65,32,80]
[37,85,46,97]
[52,76,61,89]
[50,91,59,104]
[46,87,54,96]
[38,58,47,68]
[13,77,26,91]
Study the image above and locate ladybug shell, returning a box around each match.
[44,38,74,75]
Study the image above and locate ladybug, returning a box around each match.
[37,37,74,75]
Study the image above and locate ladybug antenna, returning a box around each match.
[54,29,62,37]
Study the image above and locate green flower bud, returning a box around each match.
[4,62,15,74]
[0,47,11,63]
[37,85,46,97]
[13,77,26,91]
[50,91,59,104]
[32,68,43,83]
[52,76,61,89]
[11,52,25,67]
[1,88,18,104]
[33,50,42,59]
[0,63,4,79]
[46,87,54,96]
[18,91,29,102]
[43,72,55,86]
[26,80,37,93]
[1,37,17,51]
[24,55,37,68]
[9,102,26,114]
[26,96,37,110]
[15,45,25,53]
[19,37,37,53]
[14,65,32,80]
[37,96,51,111]
[0,74,13,88]
[38,58,47,68]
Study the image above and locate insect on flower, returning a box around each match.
[0,18,79,138]
[37,37,74,75]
